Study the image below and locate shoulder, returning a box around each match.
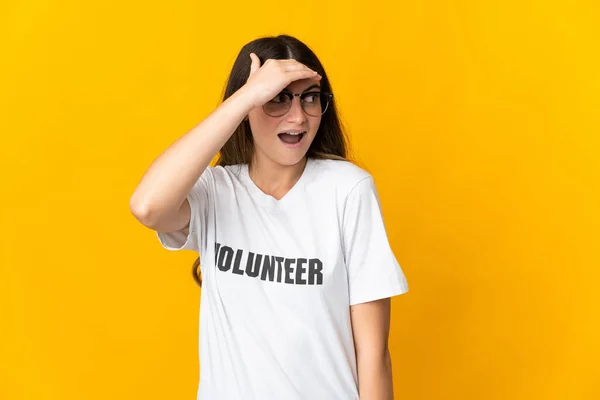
[308,158,376,197]
[310,159,377,205]
[308,159,384,222]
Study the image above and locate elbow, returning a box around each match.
[383,347,392,370]
[129,194,156,228]
[355,343,393,377]
[357,346,392,368]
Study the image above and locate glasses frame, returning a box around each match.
[262,91,334,117]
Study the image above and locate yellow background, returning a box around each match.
[1,0,599,399]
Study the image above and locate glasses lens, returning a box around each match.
[301,92,321,117]
[263,93,291,117]
[262,93,332,117]
[302,93,331,117]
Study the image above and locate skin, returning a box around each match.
[246,78,321,199]
[131,50,395,398]
[351,298,395,400]
[246,79,395,399]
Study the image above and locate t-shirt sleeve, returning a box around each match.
[155,167,213,253]
[342,176,409,306]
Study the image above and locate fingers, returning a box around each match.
[278,62,321,82]
[280,62,316,73]
[285,65,321,81]
[289,69,322,82]
[248,54,321,83]
[249,52,260,75]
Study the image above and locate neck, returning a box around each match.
[249,156,308,199]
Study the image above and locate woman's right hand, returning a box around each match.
[241,53,322,109]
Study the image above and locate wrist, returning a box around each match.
[232,84,259,114]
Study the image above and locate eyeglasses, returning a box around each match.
[263,91,333,117]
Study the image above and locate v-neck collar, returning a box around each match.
[241,158,313,210]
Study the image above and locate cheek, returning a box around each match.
[248,110,278,140]
[309,116,322,134]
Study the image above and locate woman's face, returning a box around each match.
[248,78,322,168]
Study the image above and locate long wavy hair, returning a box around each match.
[192,34,351,287]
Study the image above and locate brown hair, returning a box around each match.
[192,34,351,287]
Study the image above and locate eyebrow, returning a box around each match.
[282,84,321,94]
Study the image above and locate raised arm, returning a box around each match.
[129,86,254,232]
[129,54,322,233]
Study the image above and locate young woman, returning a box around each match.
[130,34,409,400]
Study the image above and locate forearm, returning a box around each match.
[357,350,394,400]
[130,86,254,225]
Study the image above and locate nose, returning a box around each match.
[286,96,307,123]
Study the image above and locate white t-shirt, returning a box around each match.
[157,157,409,400]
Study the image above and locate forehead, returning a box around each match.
[284,78,321,93]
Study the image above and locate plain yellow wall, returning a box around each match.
[1,1,599,399]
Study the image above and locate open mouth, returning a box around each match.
[278,131,306,145]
